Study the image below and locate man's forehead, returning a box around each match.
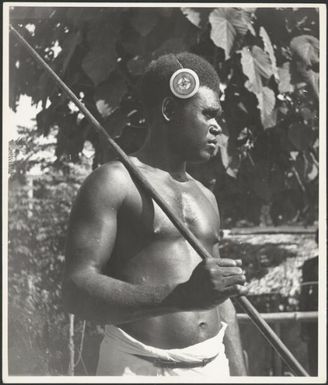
[196,86,221,109]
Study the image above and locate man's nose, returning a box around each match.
[209,121,222,136]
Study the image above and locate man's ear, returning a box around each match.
[161,97,176,122]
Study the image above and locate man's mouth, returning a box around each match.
[207,140,217,149]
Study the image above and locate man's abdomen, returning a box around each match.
[113,228,222,350]
[120,308,221,349]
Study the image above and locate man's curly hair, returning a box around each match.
[140,52,221,111]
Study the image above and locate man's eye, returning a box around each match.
[216,116,226,126]
[204,111,217,119]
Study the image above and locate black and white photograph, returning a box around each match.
[2,2,327,382]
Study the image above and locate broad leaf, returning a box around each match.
[59,31,82,77]
[290,35,319,68]
[241,47,263,94]
[209,9,237,60]
[278,63,294,94]
[259,27,279,81]
[257,87,277,129]
[130,9,159,37]
[82,48,117,86]
[241,47,276,128]
[251,46,274,79]
[82,20,119,85]
[181,8,210,29]
[228,8,251,36]
[290,35,319,98]
[93,72,127,118]
[209,8,253,59]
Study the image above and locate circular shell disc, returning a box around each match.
[169,69,200,99]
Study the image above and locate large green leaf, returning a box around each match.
[290,35,319,69]
[290,35,319,98]
[181,8,210,29]
[259,27,279,81]
[241,46,273,93]
[81,20,119,86]
[241,47,262,94]
[251,46,274,79]
[130,9,160,37]
[278,63,294,94]
[59,31,82,77]
[257,87,277,129]
[241,46,276,128]
[209,9,236,60]
[93,72,127,118]
[209,8,253,58]
[82,48,117,86]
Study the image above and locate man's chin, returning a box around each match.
[187,152,212,164]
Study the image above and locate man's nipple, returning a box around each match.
[199,321,208,329]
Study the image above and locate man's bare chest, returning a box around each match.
[117,173,220,243]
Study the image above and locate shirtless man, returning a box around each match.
[63,52,248,377]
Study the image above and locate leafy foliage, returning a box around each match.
[9,6,319,227]
[7,125,97,375]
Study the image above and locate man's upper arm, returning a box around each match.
[65,162,128,279]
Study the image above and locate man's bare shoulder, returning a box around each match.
[75,160,132,210]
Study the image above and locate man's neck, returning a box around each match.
[133,129,187,178]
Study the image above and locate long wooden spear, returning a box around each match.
[9,25,309,377]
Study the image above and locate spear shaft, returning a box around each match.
[9,25,309,377]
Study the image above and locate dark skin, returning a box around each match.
[63,86,248,375]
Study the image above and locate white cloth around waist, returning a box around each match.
[96,322,230,377]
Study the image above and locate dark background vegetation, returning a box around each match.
[8,6,319,375]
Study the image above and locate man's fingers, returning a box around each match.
[224,284,249,297]
[220,267,245,276]
[223,275,247,286]
[217,258,242,267]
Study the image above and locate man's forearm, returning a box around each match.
[63,270,184,324]
[218,299,247,376]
